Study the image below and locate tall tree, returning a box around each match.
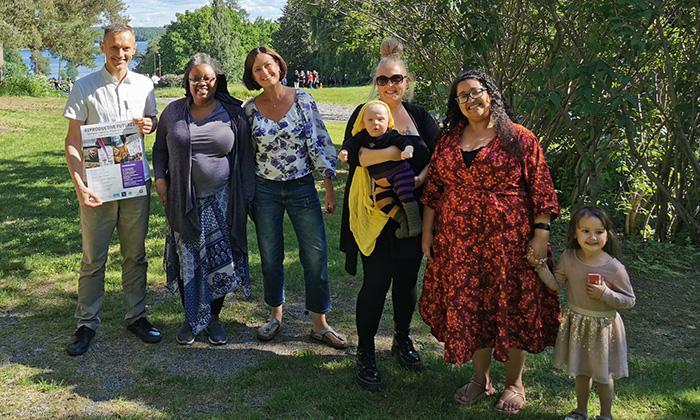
[156,1,275,78]
[30,50,51,76]
[319,0,699,244]
[210,0,243,79]
[272,0,379,85]
[0,0,126,81]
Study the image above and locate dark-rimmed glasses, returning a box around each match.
[375,74,406,86]
[455,88,488,104]
[188,75,217,84]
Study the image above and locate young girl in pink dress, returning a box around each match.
[535,206,635,420]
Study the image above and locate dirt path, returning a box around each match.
[156,98,354,123]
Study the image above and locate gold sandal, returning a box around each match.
[453,379,497,405]
[494,384,526,415]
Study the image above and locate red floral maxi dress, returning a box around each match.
[419,122,560,364]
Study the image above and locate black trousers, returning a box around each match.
[177,276,225,317]
[356,251,422,350]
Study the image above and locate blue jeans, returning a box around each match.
[252,175,331,313]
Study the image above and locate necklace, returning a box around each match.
[263,91,287,108]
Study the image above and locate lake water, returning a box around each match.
[19,41,149,80]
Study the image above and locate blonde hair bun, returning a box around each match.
[380,37,403,58]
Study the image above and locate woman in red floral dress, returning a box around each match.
[420,70,560,414]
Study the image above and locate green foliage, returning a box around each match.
[272,0,380,85]
[155,1,275,80]
[159,7,214,74]
[135,36,162,76]
[321,0,700,245]
[29,50,50,76]
[133,27,165,42]
[0,75,63,96]
[1,0,126,71]
[59,63,78,81]
[3,48,28,78]
[210,0,243,79]
[158,73,184,88]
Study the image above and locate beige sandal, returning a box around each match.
[310,326,348,349]
[494,384,526,414]
[453,379,497,405]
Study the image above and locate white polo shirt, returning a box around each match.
[64,66,157,179]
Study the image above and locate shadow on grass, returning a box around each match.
[2,282,698,419]
[0,154,81,277]
[0,154,170,280]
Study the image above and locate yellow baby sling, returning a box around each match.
[349,167,391,256]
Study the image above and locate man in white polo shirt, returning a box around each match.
[64,23,161,356]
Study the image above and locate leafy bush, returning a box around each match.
[0,76,63,97]
[413,80,448,117]
[3,48,29,78]
[158,73,183,88]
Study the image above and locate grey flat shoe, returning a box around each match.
[256,318,281,341]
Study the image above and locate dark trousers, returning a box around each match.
[356,251,422,350]
[177,276,225,317]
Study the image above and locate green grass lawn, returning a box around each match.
[157,84,373,107]
[0,96,698,418]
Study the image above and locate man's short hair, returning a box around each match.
[103,23,135,40]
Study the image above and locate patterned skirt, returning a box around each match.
[164,185,251,334]
[552,304,629,384]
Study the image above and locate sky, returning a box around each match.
[123,0,286,27]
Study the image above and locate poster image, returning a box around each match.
[80,121,147,202]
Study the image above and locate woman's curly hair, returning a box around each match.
[443,70,521,158]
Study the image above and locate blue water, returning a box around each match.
[19,41,148,80]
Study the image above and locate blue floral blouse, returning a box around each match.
[244,90,337,181]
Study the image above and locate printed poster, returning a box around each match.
[81,120,147,202]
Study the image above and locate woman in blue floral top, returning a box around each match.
[242,46,348,349]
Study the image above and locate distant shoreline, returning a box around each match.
[18,41,149,80]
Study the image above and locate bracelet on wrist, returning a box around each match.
[533,222,551,231]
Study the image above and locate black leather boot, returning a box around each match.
[356,347,383,391]
[391,334,423,371]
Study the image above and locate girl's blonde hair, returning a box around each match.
[371,37,415,101]
[566,206,622,258]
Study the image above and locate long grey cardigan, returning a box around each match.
[152,93,255,254]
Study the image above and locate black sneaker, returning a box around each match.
[176,321,195,345]
[391,334,423,371]
[66,325,95,356]
[127,317,162,343]
[206,320,228,345]
[356,348,383,391]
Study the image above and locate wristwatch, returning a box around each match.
[533,222,551,231]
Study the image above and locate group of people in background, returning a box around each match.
[144,73,161,87]
[63,23,635,420]
[292,69,351,88]
[293,68,321,88]
[50,77,74,92]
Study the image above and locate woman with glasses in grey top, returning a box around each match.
[153,53,255,345]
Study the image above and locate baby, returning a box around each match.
[339,100,421,238]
